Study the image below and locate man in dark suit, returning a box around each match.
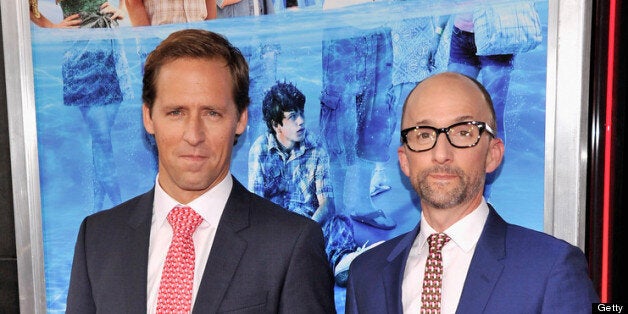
[345,72,599,313]
[66,29,335,313]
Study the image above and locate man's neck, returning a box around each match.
[421,195,483,232]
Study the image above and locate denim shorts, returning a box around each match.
[320,28,393,163]
[449,26,513,68]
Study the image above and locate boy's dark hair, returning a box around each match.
[262,81,305,134]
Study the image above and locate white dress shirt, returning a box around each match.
[147,174,232,313]
[402,199,490,314]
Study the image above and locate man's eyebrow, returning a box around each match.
[413,115,476,126]
[453,115,475,122]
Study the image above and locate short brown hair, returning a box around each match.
[142,29,250,115]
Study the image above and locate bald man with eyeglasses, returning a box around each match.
[345,72,598,314]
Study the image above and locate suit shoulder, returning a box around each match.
[81,190,152,228]
[351,231,409,270]
[347,231,411,291]
[89,192,144,216]
[503,223,586,264]
[506,223,575,249]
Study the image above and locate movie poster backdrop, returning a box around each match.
[30,0,548,311]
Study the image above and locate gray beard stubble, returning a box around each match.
[415,165,484,209]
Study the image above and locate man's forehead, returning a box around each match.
[416,81,482,101]
[403,97,490,126]
[409,115,477,125]
[413,85,488,109]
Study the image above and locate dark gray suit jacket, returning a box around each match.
[66,178,335,313]
[345,205,599,314]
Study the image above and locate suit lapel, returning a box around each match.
[383,224,421,313]
[193,178,250,313]
[456,206,507,313]
[122,189,154,312]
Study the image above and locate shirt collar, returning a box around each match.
[419,198,490,252]
[152,173,233,229]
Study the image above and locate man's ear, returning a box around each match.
[397,145,411,178]
[236,107,248,136]
[142,104,154,135]
[485,137,504,174]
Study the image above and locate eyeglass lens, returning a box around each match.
[406,122,483,151]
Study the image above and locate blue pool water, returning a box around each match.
[31,0,547,312]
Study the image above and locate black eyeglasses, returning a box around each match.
[400,121,495,152]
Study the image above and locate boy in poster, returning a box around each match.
[248,81,382,287]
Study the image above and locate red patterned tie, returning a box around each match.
[156,206,203,313]
[420,233,451,314]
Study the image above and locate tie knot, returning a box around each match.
[427,233,450,252]
[167,206,203,235]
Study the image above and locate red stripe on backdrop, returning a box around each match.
[601,0,617,303]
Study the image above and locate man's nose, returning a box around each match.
[183,116,206,145]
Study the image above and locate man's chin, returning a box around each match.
[176,175,215,192]
[420,187,462,208]
[419,180,455,192]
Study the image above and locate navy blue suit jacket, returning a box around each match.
[66,178,335,313]
[346,205,599,313]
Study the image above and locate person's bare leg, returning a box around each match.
[346,160,396,230]
[80,104,121,212]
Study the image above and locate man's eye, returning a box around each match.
[206,110,220,117]
[168,109,182,116]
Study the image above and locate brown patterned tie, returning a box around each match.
[420,233,451,314]
[156,206,203,313]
